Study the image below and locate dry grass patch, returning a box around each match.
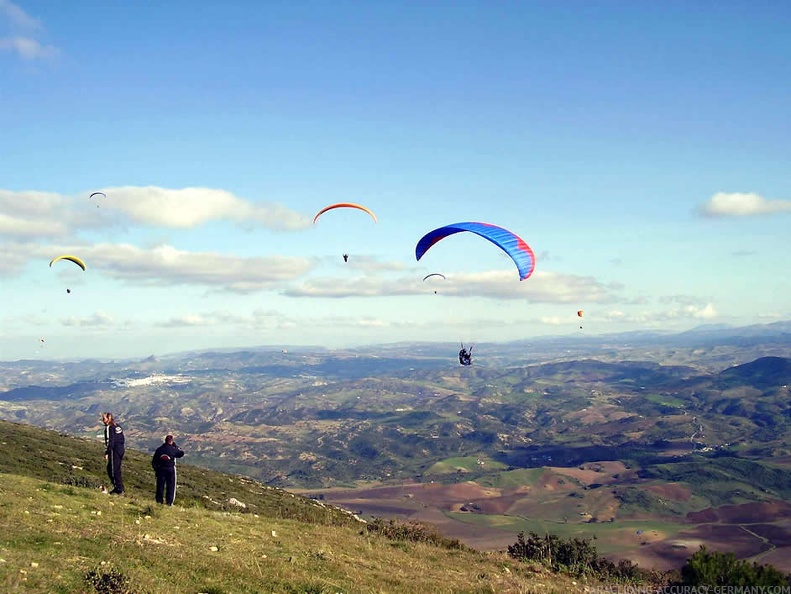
[0,473,592,593]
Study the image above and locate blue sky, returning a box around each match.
[1,0,790,360]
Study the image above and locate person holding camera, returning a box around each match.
[151,435,184,505]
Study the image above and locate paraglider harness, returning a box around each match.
[458,344,473,366]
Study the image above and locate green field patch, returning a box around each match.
[477,467,544,488]
[643,392,686,407]
[425,456,483,474]
[472,457,508,472]
[446,512,688,554]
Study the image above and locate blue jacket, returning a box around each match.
[104,424,125,455]
[152,442,184,471]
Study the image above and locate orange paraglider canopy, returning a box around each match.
[313,203,377,224]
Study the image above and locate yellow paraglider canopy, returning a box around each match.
[49,255,87,271]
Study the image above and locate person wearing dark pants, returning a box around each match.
[102,412,125,495]
[152,435,184,505]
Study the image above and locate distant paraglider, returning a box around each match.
[89,191,106,208]
[415,222,535,281]
[422,272,446,294]
[50,255,86,294]
[577,310,584,329]
[313,202,377,263]
[312,202,377,224]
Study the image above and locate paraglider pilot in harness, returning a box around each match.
[458,344,473,366]
[342,253,349,262]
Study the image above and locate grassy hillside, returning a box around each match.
[0,420,589,593]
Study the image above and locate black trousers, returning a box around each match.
[156,466,177,505]
[107,450,124,492]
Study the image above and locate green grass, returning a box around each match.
[0,420,592,593]
[0,420,361,527]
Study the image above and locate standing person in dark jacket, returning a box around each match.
[102,412,125,495]
[152,435,184,505]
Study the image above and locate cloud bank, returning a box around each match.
[102,186,311,230]
[74,243,315,291]
[0,186,312,241]
[284,269,624,303]
[699,192,791,217]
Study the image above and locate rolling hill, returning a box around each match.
[2,324,791,575]
[0,419,589,593]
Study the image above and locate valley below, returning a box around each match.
[2,323,791,574]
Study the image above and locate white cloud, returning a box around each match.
[539,316,570,326]
[0,187,310,242]
[102,186,311,230]
[0,189,69,216]
[0,236,314,290]
[0,214,67,239]
[597,303,718,324]
[521,271,623,304]
[284,269,624,302]
[699,192,791,217]
[161,314,214,328]
[284,275,421,298]
[685,303,717,320]
[74,243,314,291]
[0,0,41,29]
[0,2,58,61]
[1,238,313,288]
[158,310,291,329]
[61,311,115,328]
[0,36,56,59]
[0,240,86,276]
[658,294,710,307]
[343,256,409,273]
[355,318,389,328]
[0,190,101,241]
